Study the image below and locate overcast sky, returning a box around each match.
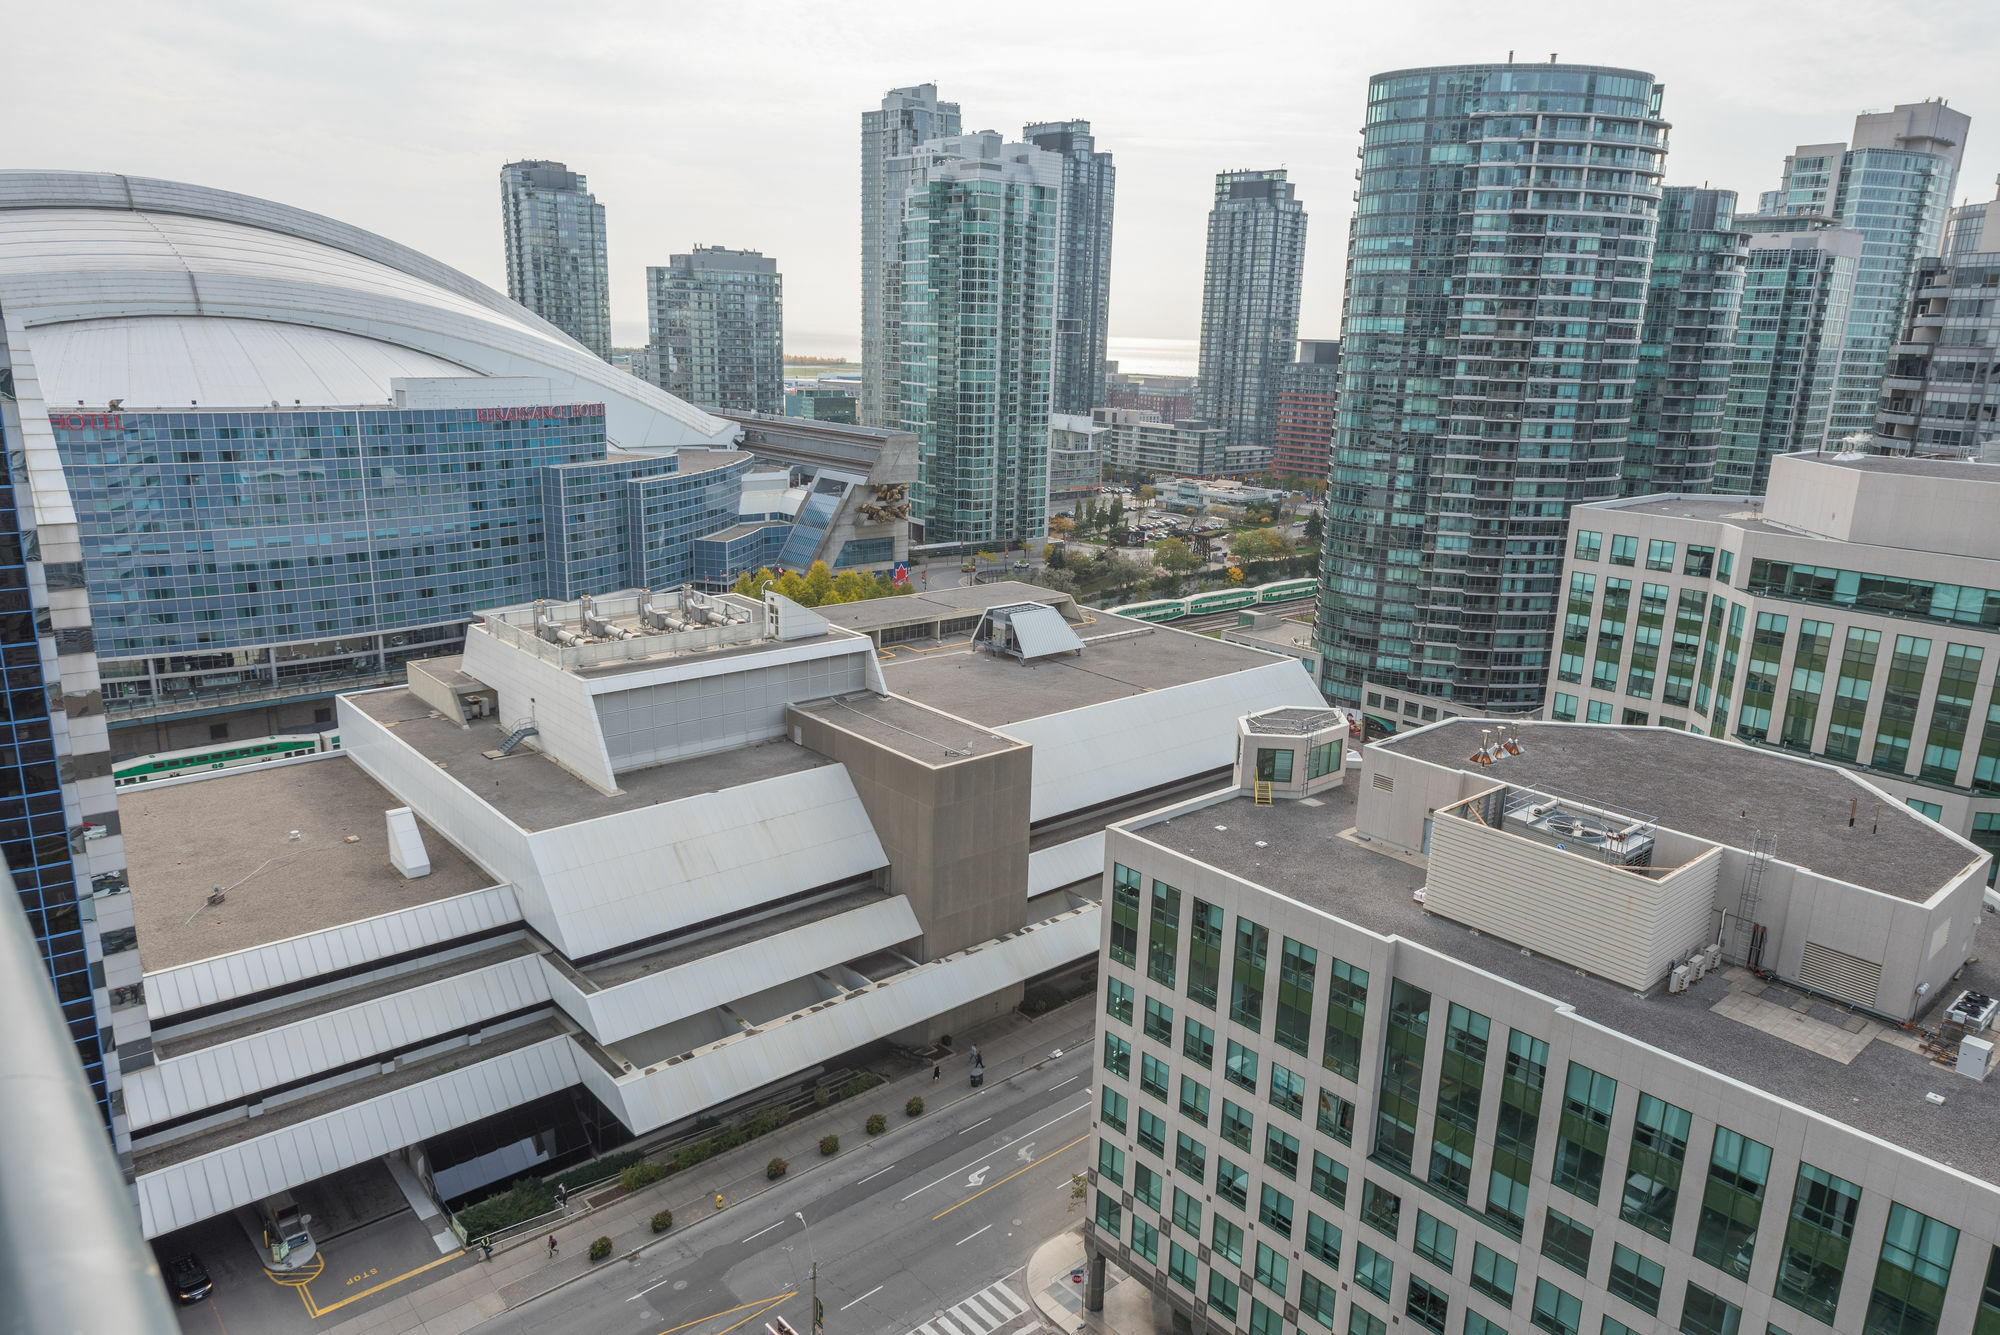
[11,1,1998,365]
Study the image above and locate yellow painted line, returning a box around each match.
[659,1290,798,1335]
[932,1132,1091,1221]
[307,1247,467,1318]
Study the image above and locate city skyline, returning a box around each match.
[12,3,1998,358]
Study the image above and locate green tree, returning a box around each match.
[1153,536,1201,590]
[732,567,779,598]
[1031,567,1079,595]
[1046,544,1066,570]
[830,571,871,603]
[803,560,836,605]
[775,570,809,604]
[1106,496,1126,535]
[1303,511,1325,544]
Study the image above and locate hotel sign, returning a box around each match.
[47,413,122,430]
[475,403,605,422]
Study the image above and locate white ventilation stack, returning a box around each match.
[384,807,431,879]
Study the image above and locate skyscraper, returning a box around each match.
[646,247,784,414]
[1272,339,1341,482]
[860,84,961,428]
[1877,192,2000,459]
[1625,188,1746,494]
[1766,102,1970,443]
[890,132,1060,545]
[500,160,612,361]
[1025,121,1116,415]
[1195,170,1306,470]
[1714,219,1860,493]
[1318,63,1668,713]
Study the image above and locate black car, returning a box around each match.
[166,1253,213,1304]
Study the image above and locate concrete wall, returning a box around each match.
[1763,453,2000,561]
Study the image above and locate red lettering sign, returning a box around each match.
[46,413,122,431]
[473,404,606,423]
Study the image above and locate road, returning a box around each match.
[479,1027,1098,1335]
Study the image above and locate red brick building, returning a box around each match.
[1271,339,1340,482]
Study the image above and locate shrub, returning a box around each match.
[751,1109,783,1137]
[671,1141,713,1173]
[812,1087,833,1109]
[819,1134,839,1156]
[650,1209,673,1234]
[866,1114,887,1135]
[552,1148,646,1195]
[906,1096,925,1117]
[619,1162,664,1193]
[588,1236,613,1262]
[766,1157,789,1180]
[454,1177,555,1239]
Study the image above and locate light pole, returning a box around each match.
[795,1211,819,1333]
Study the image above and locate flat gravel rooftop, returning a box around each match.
[791,691,1021,764]
[1135,785,2000,1186]
[813,581,1075,633]
[121,756,497,971]
[878,621,1284,727]
[1380,721,1979,903]
[349,688,830,831]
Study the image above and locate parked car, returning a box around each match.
[167,1253,213,1304]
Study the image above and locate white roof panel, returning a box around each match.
[1004,604,1086,660]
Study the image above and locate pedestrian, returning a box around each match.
[970,1044,981,1066]
[932,1063,940,1083]
[547,1234,559,1260]
[480,1241,493,1263]
[557,1182,569,1210]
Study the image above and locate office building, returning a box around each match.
[860,84,962,428]
[1319,64,1669,715]
[1079,713,2000,1335]
[1765,103,1971,443]
[1049,413,1107,505]
[0,172,912,755]
[1548,450,2000,866]
[1195,170,1306,467]
[1026,121,1116,415]
[889,132,1061,546]
[1626,190,1745,495]
[786,379,860,424]
[1092,408,1228,480]
[1272,340,1341,483]
[1877,192,2000,460]
[1713,219,1862,493]
[114,583,1319,1244]
[1108,372,1197,423]
[499,160,612,362]
[646,246,784,414]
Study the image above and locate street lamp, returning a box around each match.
[795,1212,820,1333]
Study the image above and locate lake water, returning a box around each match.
[1106,336,1198,377]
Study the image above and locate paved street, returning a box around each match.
[478,1040,1098,1335]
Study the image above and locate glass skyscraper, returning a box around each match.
[1194,170,1306,469]
[501,160,613,362]
[1625,187,1745,494]
[1766,103,1970,444]
[646,247,784,415]
[1318,63,1668,713]
[860,85,961,429]
[1025,121,1116,416]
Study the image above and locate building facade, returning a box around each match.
[1108,372,1198,424]
[1548,450,2000,868]
[1712,219,1861,494]
[1092,408,1228,480]
[1318,64,1669,715]
[1195,170,1306,469]
[646,247,784,415]
[1876,216,2000,460]
[1080,717,2000,1335]
[1026,121,1116,416]
[1272,340,1341,484]
[500,160,612,362]
[860,84,961,428]
[891,133,1060,546]
[1765,103,1971,443]
[1626,189,1745,495]
[1049,413,1106,505]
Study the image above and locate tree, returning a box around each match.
[1154,536,1202,591]
[1030,567,1079,595]
[1137,485,1157,503]
[1232,528,1292,563]
[1048,515,1076,538]
[1225,564,1245,585]
[830,571,871,603]
[775,570,809,604]
[1303,511,1325,544]
[1046,543,1066,570]
[732,567,778,598]
[1106,496,1126,535]
[803,561,836,606]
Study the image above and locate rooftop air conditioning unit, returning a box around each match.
[1668,965,1692,995]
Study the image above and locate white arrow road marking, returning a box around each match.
[1015,1142,1036,1162]
[966,1166,991,1187]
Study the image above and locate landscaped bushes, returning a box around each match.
[589,1236,613,1262]
[819,1135,839,1156]
[620,1162,664,1192]
[866,1114,887,1135]
[650,1210,674,1234]
[906,1096,925,1117]
[767,1157,789,1179]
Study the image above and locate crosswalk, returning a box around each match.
[903,1279,1039,1335]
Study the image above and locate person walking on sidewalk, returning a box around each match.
[557,1182,569,1211]
[547,1234,559,1260]
[480,1241,494,1263]
[931,1063,940,1083]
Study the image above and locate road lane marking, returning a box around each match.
[1046,1076,1079,1092]
[712,1294,796,1335]
[740,1220,784,1243]
[858,1164,898,1184]
[840,1284,884,1310]
[956,1224,992,1246]
[899,1098,1088,1200]
[307,1249,464,1317]
[657,1291,798,1334]
[956,1117,993,1135]
[933,1132,1092,1221]
[991,1280,1027,1311]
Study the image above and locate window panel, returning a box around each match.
[1775,1163,1860,1325]
[1148,879,1182,986]
[1621,1093,1691,1241]
[1276,937,1318,1056]
[1374,979,1431,1173]
[1415,1211,1458,1272]
[1312,1150,1349,1209]
[1323,957,1370,1080]
[1552,1063,1617,1204]
[1110,863,1141,966]
[1472,1242,1517,1308]
[1541,1209,1593,1277]
[1178,1074,1209,1125]
[1227,1039,1261,1093]
[1188,898,1223,1008]
[1864,1203,1958,1335]
[1231,916,1270,1030]
[1693,1126,1772,1281]
[1608,1243,1663,1315]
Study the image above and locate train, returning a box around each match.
[112,730,343,788]
[1107,577,1316,624]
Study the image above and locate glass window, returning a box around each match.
[1259,1184,1294,1238]
[1256,747,1296,783]
[1096,1139,1125,1186]
[1231,916,1270,1030]
[1271,1062,1307,1118]
[1679,1282,1742,1335]
[1531,1278,1581,1335]
[1541,1209,1593,1277]
[1717,549,1734,580]
[1140,1053,1170,1100]
[1472,1242,1517,1308]
[1144,995,1174,1045]
[1208,1271,1240,1322]
[1409,1276,1450,1333]
[1148,880,1182,986]
[1356,1241,1394,1300]
[1188,898,1224,1008]
[1266,1126,1301,1179]
[1250,1297,1284,1335]
[1218,1156,1248,1208]
[1574,530,1602,561]
[1431,1003,1490,1203]
[1227,1040,1260,1093]
[1348,1305,1386,1335]
[1319,1088,1357,1145]
[1323,957,1370,1079]
[1173,1186,1202,1238]
[1684,545,1715,578]
[1135,1161,1162,1211]
[1415,1211,1458,1272]
[1095,1190,1121,1234]
[1168,1240,1197,1290]
[1974,1245,2000,1335]
[1622,1093,1692,1241]
[1110,863,1141,966]
[1175,1132,1207,1183]
[1466,1314,1509,1335]
[1647,539,1676,571]
[1552,692,1579,722]
[1865,1203,1958,1335]
[1362,1179,1402,1239]
[1776,1163,1861,1325]
[1131,1215,1160,1264]
[1103,1032,1131,1080]
[1552,1063,1617,1204]
[1311,1151,1349,1209]
[1178,1074,1209,1124]
[1221,1098,1255,1150]
[1608,1243,1664,1315]
[1106,976,1134,1024]
[1306,1211,1342,1269]
[1374,980,1431,1173]
[1137,1108,1166,1156]
[1610,534,1638,566]
[1488,1030,1549,1235]
[1101,1086,1128,1134]
[1301,1271,1339,1329]
[1694,1127,1772,1281]
[1213,1214,1245,1267]
[1276,938,1318,1056]
[1184,1017,1215,1067]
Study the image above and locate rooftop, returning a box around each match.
[1132,783,2000,1187]
[580,885,897,988]
[121,756,498,971]
[811,581,1080,635]
[348,688,831,831]
[789,691,1022,765]
[1378,721,1979,903]
[1815,452,2000,481]
[878,618,1286,728]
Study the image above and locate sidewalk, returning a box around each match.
[1026,1225,1172,1335]
[323,998,1095,1335]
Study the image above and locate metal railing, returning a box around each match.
[0,863,179,1334]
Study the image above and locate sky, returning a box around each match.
[10,0,1999,369]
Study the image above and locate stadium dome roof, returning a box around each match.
[0,171,735,450]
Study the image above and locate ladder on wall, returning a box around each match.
[1254,781,1273,806]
